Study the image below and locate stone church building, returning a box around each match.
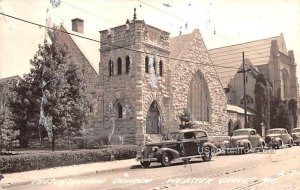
[56,17,228,146]
[208,33,299,133]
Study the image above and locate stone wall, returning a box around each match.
[169,29,228,136]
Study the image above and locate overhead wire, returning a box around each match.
[0,12,241,70]
[54,0,280,70]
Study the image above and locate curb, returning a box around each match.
[0,164,134,189]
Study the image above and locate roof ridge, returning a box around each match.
[208,35,281,51]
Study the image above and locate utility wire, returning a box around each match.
[138,0,186,22]
[0,12,241,70]
[62,0,120,25]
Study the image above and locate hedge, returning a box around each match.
[0,145,138,174]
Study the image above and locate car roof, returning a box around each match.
[171,129,207,133]
[292,128,300,131]
[234,128,256,132]
[268,128,286,131]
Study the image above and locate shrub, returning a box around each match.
[0,145,138,173]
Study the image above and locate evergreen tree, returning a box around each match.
[11,32,90,151]
[288,98,298,131]
[179,108,194,129]
[0,84,19,151]
[275,102,291,132]
[254,74,267,135]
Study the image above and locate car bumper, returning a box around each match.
[224,147,245,154]
[136,152,158,162]
[293,138,300,143]
[267,141,279,147]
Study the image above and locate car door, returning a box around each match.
[182,132,198,156]
[195,131,208,154]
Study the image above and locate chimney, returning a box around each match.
[71,18,84,33]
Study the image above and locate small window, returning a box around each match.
[145,56,149,73]
[126,56,130,74]
[117,57,122,75]
[184,132,196,139]
[117,103,123,118]
[195,131,207,138]
[153,60,156,75]
[109,59,113,77]
[159,60,163,76]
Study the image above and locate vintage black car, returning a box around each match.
[223,128,265,154]
[265,128,293,148]
[292,128,300,146]
[136,129,216,168]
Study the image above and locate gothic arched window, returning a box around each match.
[116,103,123,118]
[126,56,130,74]
[188,72,210,122]
[153,60,157,75]
[159,60,163,76]
[109,59,113,77]
[145,56,149,73]
[117,57,122,75]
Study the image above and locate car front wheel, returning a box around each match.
[202,147,212,161]
[140,161,151,168]
[276,141,282,149]
[161,152,171,167]
[289,140,293,148]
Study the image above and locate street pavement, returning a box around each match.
[1,146,300,190]
[0,158,136,189]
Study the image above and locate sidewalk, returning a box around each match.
[0,158,137,189]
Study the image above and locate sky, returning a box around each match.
[1,0,300,80]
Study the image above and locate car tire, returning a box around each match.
[297,142,300,146]
[289,140,293,148]
[276,141,282,149]
[140,161,151,168]
[202,147,212,161]
[161,152,171,167]
[243,144,251,154]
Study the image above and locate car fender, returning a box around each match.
[259,139,265,146]
[200,142,217,153]
[156,148,180,160]
[271,137,282,144]
[202,142,217,149]
[236,139,251,148]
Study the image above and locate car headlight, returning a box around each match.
[152,146,159,152]
[239,141,244,146]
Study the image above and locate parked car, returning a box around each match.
[265,128,293,148]
[136,129,216,168]
[223,128,265,154]
[291,128,300,146]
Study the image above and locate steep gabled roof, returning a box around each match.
[169,32,195,59]
[208,34,287,88]
[59,25,99,75]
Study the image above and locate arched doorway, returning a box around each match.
[146,101,161,134]
[228,119,234,136]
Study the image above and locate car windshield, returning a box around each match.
[233,130,250,136]
[268,130,282,134]
[292,128,300,133]
[162,132,180,141]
